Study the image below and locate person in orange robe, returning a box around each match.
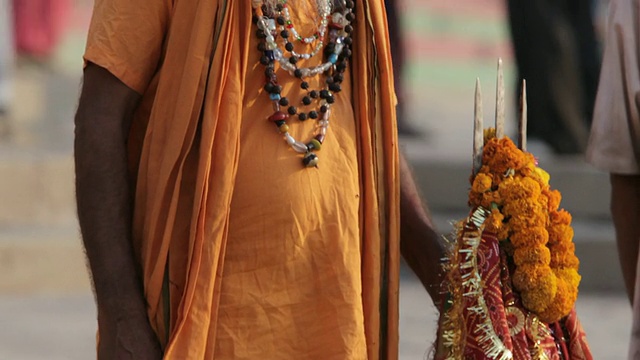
[74,0,444,358]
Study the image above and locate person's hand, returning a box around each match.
[98,315,163,360]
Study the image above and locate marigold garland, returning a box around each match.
[468,133,581,324]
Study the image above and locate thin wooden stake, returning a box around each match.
[495,58,505,139]
[473,78,484,174]
[518,79,528,151]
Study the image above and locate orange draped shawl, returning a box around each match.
[84,0,400,358]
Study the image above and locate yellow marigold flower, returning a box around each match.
[532,167,551,187]
[510,226,548,247]
[513,264,556,292]
[471,173,493,194]
[538,278,576,323]
[548,224,574,245]
[554,268,582,290]
[521,279,557,313]
[513,244,551,266]
[484,128,496,142]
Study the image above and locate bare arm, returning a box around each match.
[398,153,445,306]
[75,64,161,358]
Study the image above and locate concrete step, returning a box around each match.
[405,140,611,220]
[0,146,75,226]
[0,225,90,294]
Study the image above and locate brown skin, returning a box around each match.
[399,155,445,304]
[74,64,162,359]
[610,174,640,359]
[75,63,444,356]
[610,174,640,304]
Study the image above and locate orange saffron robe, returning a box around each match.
[84,0,400,358]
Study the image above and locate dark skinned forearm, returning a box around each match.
[399,153,446,306]
[74,65,148,324]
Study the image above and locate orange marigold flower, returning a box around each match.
[543,189,562,212]
[538,278,576,323]
[485,209,505,234]
[508,212,547,231]
[468,192,483,208]
[554,268,582,290]
[549,242,580,268]
[471,173,493,194]
[531,167,551,187]
[485,191,503,208]
[503,199,544,219]
[516,154,536,176]
[497,226,511,242]
[499,177,542,203]
[548,224,574,245]
[513,244,551,266]
[483,138,529,175]
[510,226,549,247]
[550,209,572,226]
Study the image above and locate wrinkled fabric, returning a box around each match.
[587,0,640,174]
[83,0,400,358]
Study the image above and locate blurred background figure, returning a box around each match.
[506,0,601,154]
[12,0,70,62]
[0,0,14,137]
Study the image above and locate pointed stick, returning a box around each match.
[495,58,505,139]
[518,79,528,151]
[473,78,484,174]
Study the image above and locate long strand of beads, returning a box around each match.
[253,0,354,167]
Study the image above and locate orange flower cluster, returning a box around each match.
[468,135,581,323]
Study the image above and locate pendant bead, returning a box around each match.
[303,152,319,167]
[279,124,290,133]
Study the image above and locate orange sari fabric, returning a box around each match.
[84,0,400,358]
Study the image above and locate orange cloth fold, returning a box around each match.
[84,0,399,358]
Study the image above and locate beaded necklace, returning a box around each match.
[252,0,355,167]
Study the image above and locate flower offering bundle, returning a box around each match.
[435,62,592,360]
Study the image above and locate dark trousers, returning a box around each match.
[507,0,600,153]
